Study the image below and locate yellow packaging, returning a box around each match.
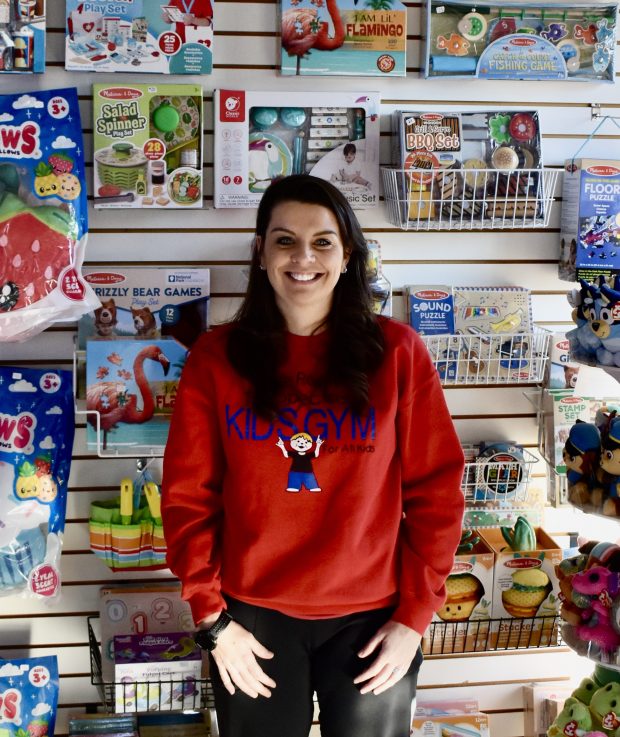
[410,712,490,737]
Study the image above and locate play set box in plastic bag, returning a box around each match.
[279,0,407,77]
[213,89,380,209]
[0,87,99,343]
[0,0,45,73]
[66,0,213,74]
[93,83,203,210]
[424,0,617,82]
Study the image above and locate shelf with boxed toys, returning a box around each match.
[383,109,560,231]
[405,285,551,386]
[88,616,214,714]
[422,516,563,655]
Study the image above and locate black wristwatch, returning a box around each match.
[194,610,233,652]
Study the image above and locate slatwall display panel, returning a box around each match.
[2,0,620,735]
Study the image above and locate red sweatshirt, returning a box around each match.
[162,318,465,635]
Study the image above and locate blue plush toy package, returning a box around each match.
[0,366,74,598]
[0,656,59,737]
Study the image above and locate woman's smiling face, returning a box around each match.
[258,200,349,333]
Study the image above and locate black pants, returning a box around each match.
[209,597,423,737]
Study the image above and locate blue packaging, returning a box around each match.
[0,366,74,596]
[405,285,455,335]
[0,656,59,736]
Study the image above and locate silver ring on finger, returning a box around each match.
[391,666,402,676]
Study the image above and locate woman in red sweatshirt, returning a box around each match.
[162,174,465,737]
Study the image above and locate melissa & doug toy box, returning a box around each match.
[559,158,620,282]
[422,533,494,655]
[214,89,380,209]
[66,0,213,74]
[93,83,203,210]
[424,0,617,82]
[0,0,45,73]
[391,110,546,224]
[279,0,407,77]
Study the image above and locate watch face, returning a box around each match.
[194,629,215,651]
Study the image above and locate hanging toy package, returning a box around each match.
[0,87,99,342]
[0,656,59,737]
[0,366,74,598]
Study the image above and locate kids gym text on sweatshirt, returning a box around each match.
[162,317,465,635]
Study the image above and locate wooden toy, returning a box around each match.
[424,0,617,82]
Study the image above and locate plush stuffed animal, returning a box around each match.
[597,418,620,516]
[589,682,620,735]
[572,567,620,654]
[564,421,602,505]
[572,677,602,706]
[547,696,594,737]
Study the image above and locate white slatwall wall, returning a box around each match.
[2,1,620,734]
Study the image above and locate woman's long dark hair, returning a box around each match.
[227,174,385,419]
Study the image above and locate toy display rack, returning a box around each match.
[421,327,551,386]
[381,166,560,231]
[424,615,562,655]
[88,617,215,714]
[460,442,537,505]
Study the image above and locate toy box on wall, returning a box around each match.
[66,0,213,74]
[424,0,617,81]
[0,0,45,72]
[78,266,210,349]
[214,89,380,209]
[85,338,187,453]
[480,526,562,648]
[391,110,545,223]
[93,84,203,210]
[559,158,620,282]
[279,0,407,77]
[100,583,195,680]
[422,534,493,654]
[114,632,202,712]
[410,713,490,737]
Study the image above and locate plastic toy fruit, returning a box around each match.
[500,515,537,551]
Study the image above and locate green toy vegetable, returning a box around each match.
[500,515,537,551]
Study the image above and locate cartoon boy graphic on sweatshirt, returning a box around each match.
[276,432,324,492]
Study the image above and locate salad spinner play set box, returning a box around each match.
[93,83,203,210]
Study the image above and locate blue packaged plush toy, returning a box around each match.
[0,656,59,737]
[0,366,74,597]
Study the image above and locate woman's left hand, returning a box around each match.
[354,620,421,695]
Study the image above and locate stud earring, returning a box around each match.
[342,266,347,274]
[259,264,266,270]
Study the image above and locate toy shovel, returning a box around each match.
[120,477,133,525]
[144,482,162,526]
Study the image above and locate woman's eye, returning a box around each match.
[276,237,294,246]
[314,239,332,248]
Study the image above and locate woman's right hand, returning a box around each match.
[210,620,276,698]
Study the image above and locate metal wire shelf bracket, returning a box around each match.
[421,328,551,386]
[424,615,562,655]
[88,617,215,714]
[381,167,559,231]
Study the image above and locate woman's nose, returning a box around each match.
[291,242,315,263]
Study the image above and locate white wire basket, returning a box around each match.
[381,167,560,230]
[461,443,537,504]
[422,328,551,386]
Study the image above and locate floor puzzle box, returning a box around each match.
[66,0,213,74]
